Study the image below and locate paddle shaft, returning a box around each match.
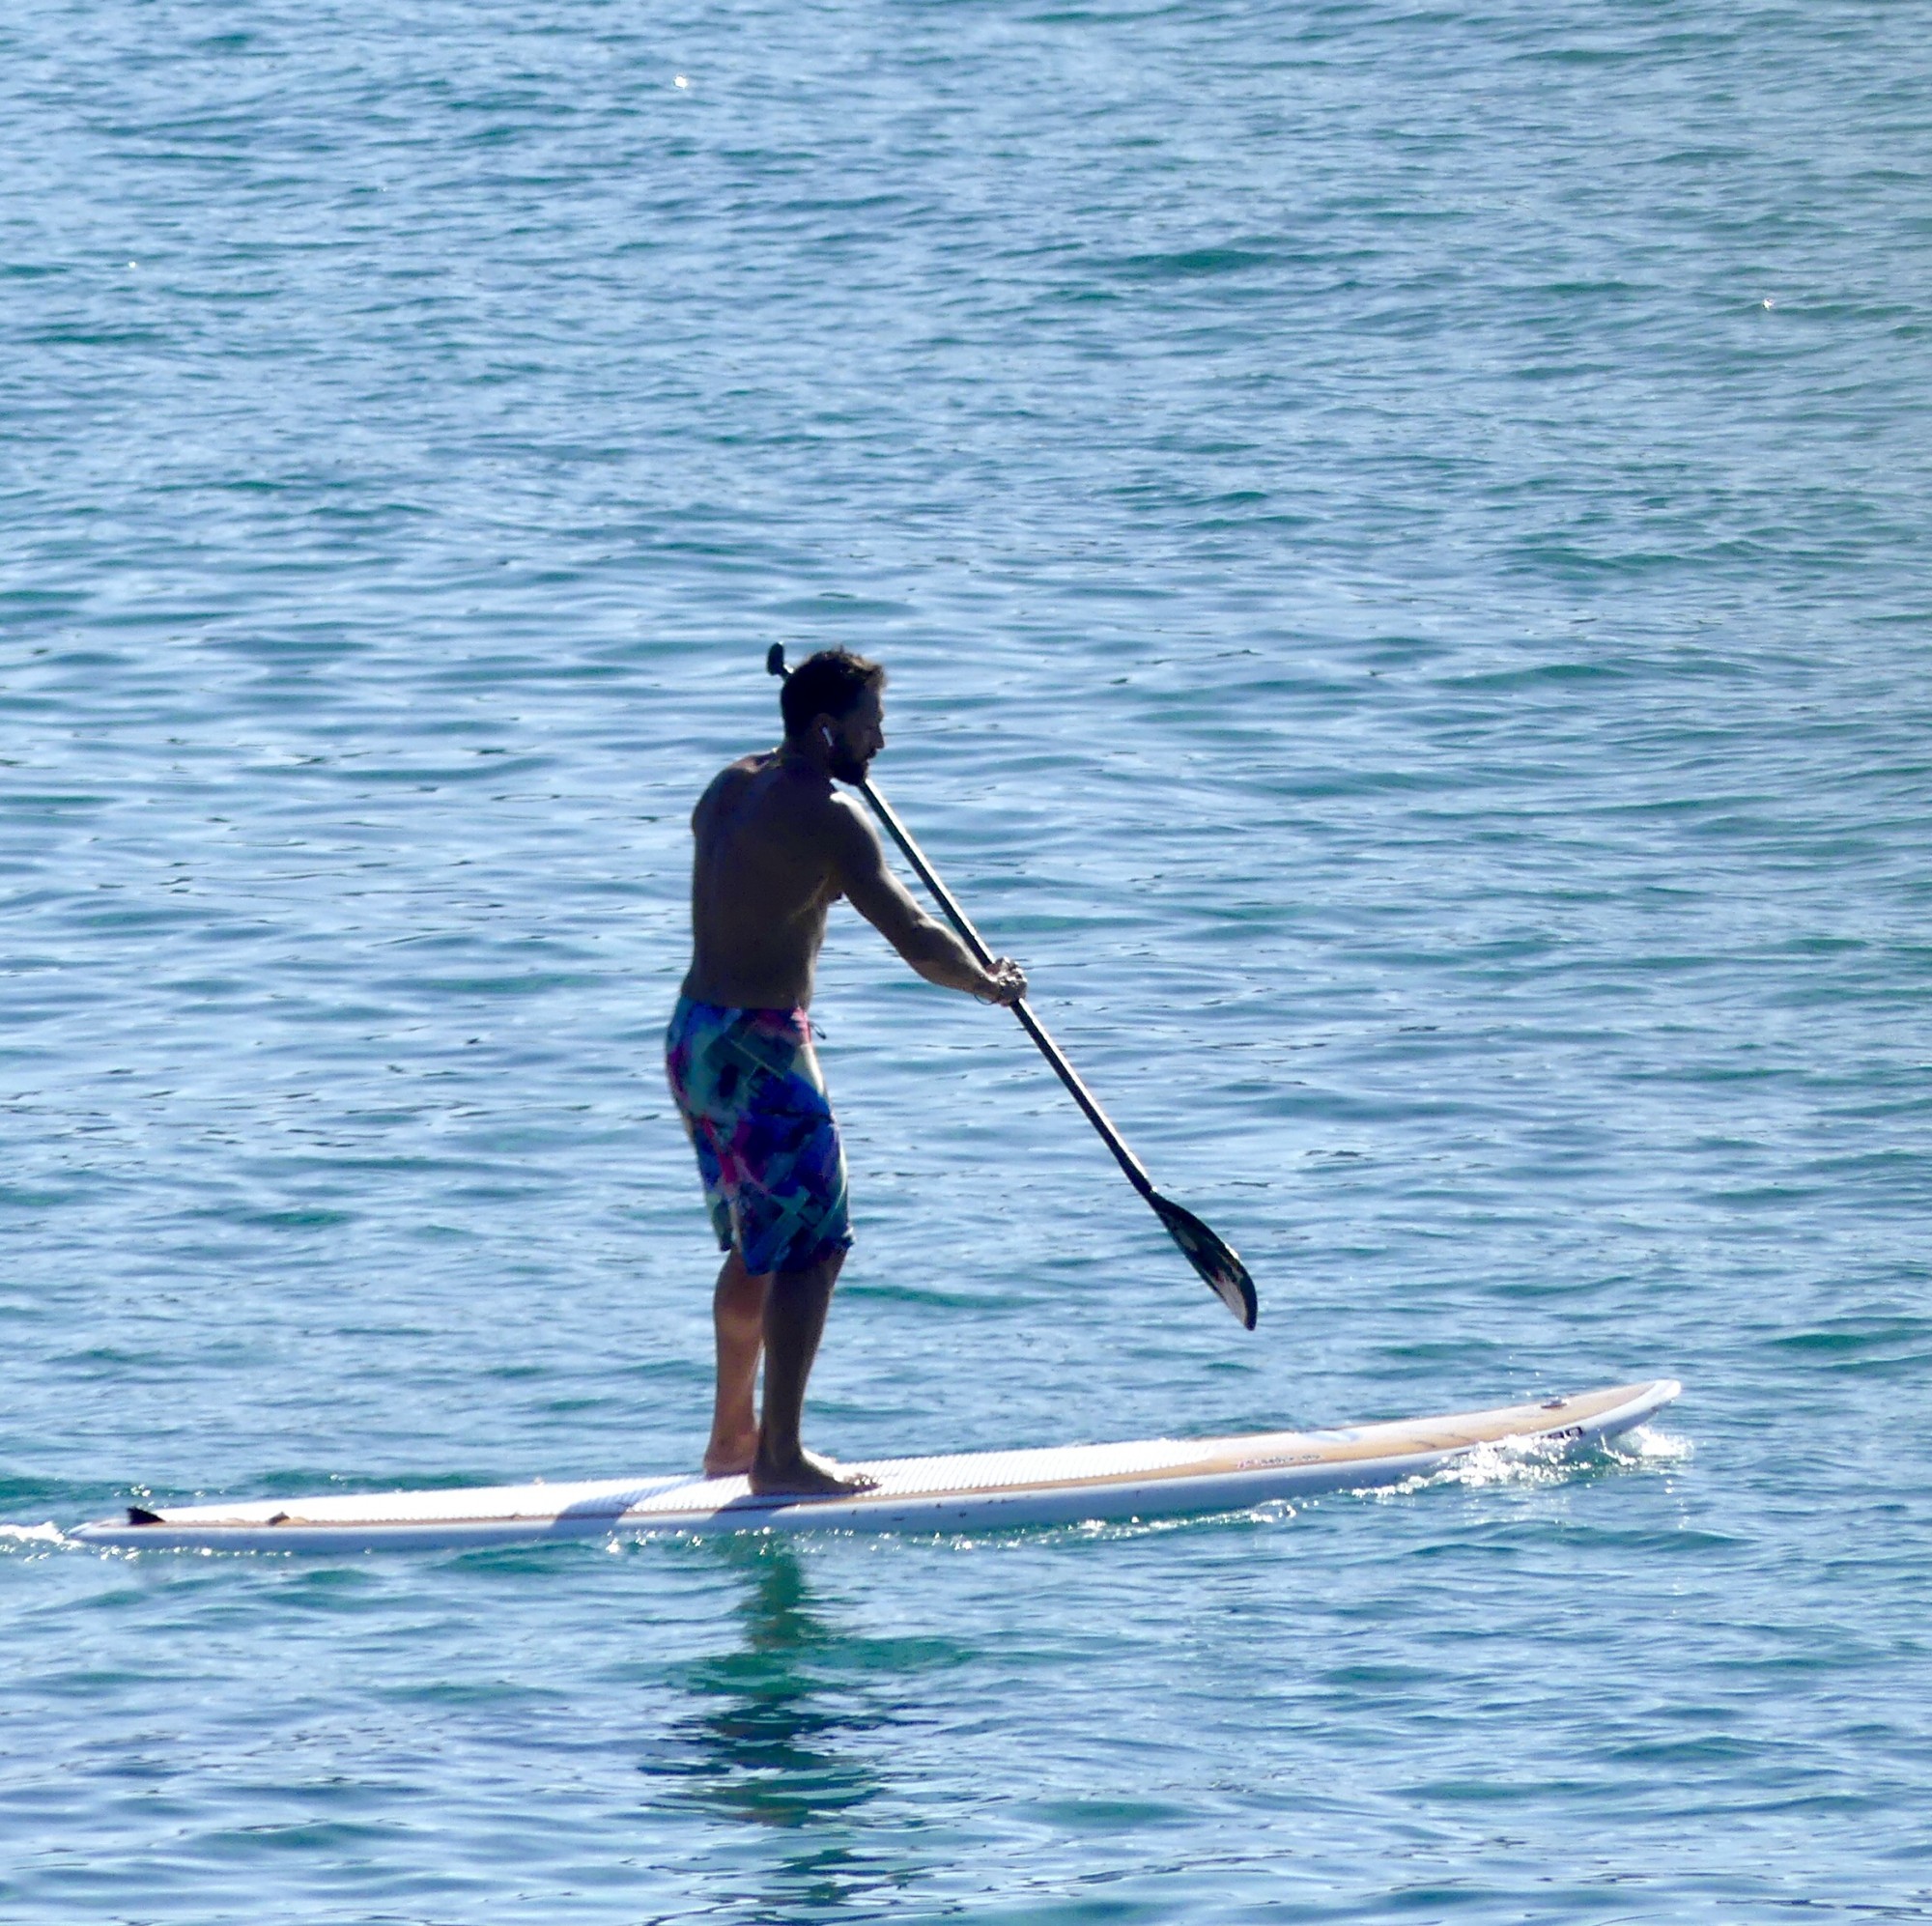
[855,776,1158,1204]
[767,641,1253,1325]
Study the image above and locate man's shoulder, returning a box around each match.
[696,751,773,811]
[818,785,878,846]
[710,750,776,790]
[695,752,860,845]
[776,781,875,871]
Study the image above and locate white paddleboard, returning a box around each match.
[71,1379,1677,1553]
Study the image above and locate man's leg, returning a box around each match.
[751,1248,875,1497]
[703,1247,766,1478]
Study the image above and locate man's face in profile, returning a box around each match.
[826,687,885,784]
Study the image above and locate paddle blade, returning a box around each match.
[1151,1194,1258,1329]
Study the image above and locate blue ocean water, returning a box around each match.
[4,0,1929,1916]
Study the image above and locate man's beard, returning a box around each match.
[828,743,871,784]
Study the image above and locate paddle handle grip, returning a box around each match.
[857,777,1157,1203]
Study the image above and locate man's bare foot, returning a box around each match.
[748,1445,878,1498]
[702,1429,760,1480]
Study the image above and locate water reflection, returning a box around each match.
[649,1534,910,1918]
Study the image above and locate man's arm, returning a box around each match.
[827,797,1026,1005]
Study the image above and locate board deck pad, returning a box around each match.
[71,1379,1679,1552]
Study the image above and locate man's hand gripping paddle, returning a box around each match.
[768,644,1258,1328]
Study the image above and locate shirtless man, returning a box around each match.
[666,649,1027,1497]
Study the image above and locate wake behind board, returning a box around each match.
[71,1379,1678,1554]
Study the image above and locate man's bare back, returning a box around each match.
[666,661,1026,1500]
[681,751,852,1011]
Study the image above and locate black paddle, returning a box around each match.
[768,644,1257,1329]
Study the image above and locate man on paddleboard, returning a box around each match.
[668,649,1027,1497]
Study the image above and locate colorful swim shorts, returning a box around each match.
[665,995,853,1276]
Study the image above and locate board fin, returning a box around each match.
[126,1506,163,1525]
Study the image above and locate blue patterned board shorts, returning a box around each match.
[665,995,853,1276]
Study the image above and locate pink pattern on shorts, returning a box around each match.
[665,996,852,1275]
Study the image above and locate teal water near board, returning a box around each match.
[4,1,1929,1917]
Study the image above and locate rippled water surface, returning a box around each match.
[5,1,1930,1918]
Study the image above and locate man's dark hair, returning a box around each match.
[781,648,887,738]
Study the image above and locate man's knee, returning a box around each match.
[715,1252,767,1312]
[771,1249,844,1297]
